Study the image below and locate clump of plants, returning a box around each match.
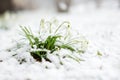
[20,19,88,63]
[0,12,14,30]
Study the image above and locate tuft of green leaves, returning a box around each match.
[20,19,88,63]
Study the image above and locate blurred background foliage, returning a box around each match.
[0,0,120,14]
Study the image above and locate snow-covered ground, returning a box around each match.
[0,2,120,80]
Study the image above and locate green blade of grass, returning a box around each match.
[20,26,34,46]
[60,44,75,52]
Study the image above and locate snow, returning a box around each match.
[0,1,120,80]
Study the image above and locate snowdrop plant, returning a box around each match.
[20,19,88,63]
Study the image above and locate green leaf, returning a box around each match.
[61,44,75,52]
